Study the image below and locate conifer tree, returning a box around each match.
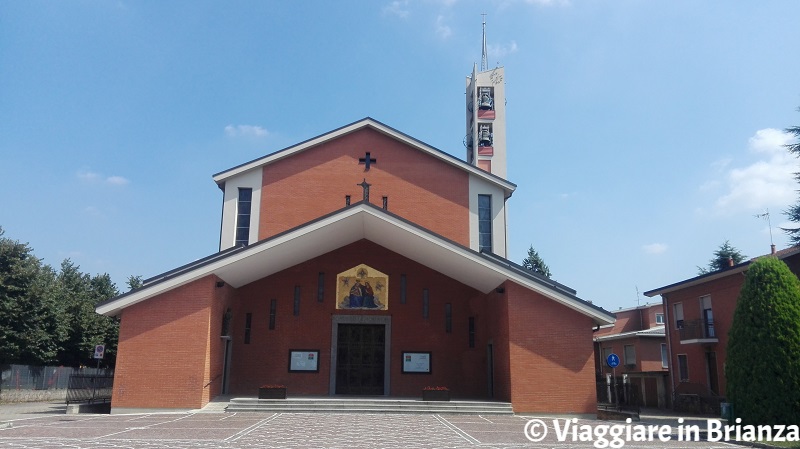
[521,245,552,278]
[783,109,800,245]
[697,240,746,275]
[725,257,800,425]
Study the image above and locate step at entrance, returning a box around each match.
[225,398,513,415]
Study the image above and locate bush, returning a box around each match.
[725,257,800,425]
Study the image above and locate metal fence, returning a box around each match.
[1,365,113,402]
[596,377,640,412]
[65,374,114,404]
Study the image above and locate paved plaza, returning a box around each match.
[0,404,747,449]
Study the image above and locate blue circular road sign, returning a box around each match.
[606,353,620,368]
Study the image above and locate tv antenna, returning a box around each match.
[754,209,774,247]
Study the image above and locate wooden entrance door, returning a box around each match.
[335,324,385,395]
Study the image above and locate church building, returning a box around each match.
[96,63,614,414]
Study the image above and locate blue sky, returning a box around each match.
[1,1,799,312]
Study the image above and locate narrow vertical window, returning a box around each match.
[700,295,714,338]
[235,188,253,246]
[345,195,351,206]
[293,286,301,316]
[400,274,407,304]
[468,317,475,348]
[678,354,689,381]
[445,303,452,333]
[244,312,252,344]
[422,289,429,319]
[674,303,684,329]
[269,299,276,330]
[317,272,325,302]
[382,196,388,209]
[478,194,492,252]
[661,343,668,368]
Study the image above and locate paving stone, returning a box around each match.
[0,411,746,448]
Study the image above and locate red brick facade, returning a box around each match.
[648,250,800,404]
[112,275,234,410]
[105,120,610,414]
[661,273,742,397]
[259,127,470,245]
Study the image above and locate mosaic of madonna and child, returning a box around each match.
[336,264,388,310]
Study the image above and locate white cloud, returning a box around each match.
[106,176,130,186]
[77,170,101,182]
[642,243,668,255]
[225,124,269,138]
[77,170,130,186]
[435,15,452,39]
[486,41,518,63]
[714,128,796,213]
[383,0,410,18]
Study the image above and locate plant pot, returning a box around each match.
[258,387,287,399]
[422,390,450,401]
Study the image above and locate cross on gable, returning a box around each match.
[358,152,376,171]
[357,178,371,202]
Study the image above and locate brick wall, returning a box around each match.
[259,127,470,246]
[505,281,597,414]
[112,275,225,410]
[112,245,599,413]
[663,273,743,397]
[227,239,492,399]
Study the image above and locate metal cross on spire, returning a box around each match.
[481,13,488,72]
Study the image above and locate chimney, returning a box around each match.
[728,256,734,267]
[771,244,776,255]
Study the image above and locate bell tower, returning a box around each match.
[465,15,507,179]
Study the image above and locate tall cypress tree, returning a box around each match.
[725,257,800,425]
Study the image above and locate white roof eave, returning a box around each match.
[97,204,611,325]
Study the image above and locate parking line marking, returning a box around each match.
[225,413,279,442]
[434,414,480,445]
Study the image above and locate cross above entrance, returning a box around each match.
[358,152,376,171]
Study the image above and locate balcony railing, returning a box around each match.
[679,319,717,343]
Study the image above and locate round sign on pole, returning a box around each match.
[93,344,105,360]
[606,353,620,368]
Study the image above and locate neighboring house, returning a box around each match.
[644,246,800,412]
[96,63,614,415]
[593,302,670,408]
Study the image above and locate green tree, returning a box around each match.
[783,109,800,245]
[54,260,119,367]
[697,240,746,275]
[521,245,552,278]
[725,257,800,425]
[0,227,66,365]
[127,275,143,291]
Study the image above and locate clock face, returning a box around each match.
[490,68,503,85]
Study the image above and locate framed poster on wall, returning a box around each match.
[401,351,431,374]
[288,349,320,372]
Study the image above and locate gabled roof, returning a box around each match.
[644,246,800,297]
[97,202,613,326]
[212,117,516,197]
